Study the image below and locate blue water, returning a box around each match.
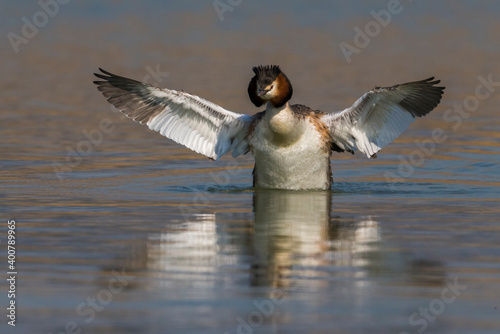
[1,1,500,333]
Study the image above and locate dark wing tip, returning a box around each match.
[93,68,117,87]
[96,68,118,77]
[420,76,445,92]
[92,68,169,124]
[93,68,146,93]
[94,68,135,81]
[94,68,110,79]
[397,77,445,117]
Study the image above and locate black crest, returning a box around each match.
[252,65,282,85]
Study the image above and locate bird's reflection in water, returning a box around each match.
[92,189,448,333]
[107,191,447,299]
[251,189,382,291]
[107,189,447,313]
[145,213,226,289]
[136,190,386,292]
[251,189,330,288]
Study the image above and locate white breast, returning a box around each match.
[250,112,331,190]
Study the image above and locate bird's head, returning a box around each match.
[248,65,293,108]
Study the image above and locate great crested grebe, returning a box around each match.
[94,65,444,190]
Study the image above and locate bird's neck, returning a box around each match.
[265,101,289,118]
[264,102,304,145]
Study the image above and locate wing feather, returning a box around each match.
[93,68,253,160]
[322,77,445,158]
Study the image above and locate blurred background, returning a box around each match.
[1,1,499,333]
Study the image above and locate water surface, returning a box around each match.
[1,1,500,333]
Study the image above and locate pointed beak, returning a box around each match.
[258,89,269,96]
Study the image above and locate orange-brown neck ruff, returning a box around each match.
[270,73,293,108]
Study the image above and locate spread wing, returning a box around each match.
[93,68,253,160]
[322,77,445,158]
